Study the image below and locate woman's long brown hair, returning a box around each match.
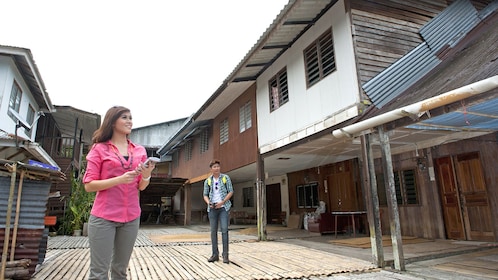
[92,106,130,143]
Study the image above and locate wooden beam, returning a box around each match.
[378,126,405,270]
[184,184,191,226]
[256,150,267,241]
[361,134,384,267]
[1,163,17,280]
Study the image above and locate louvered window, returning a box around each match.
[304,29,336,88]
[377,169,419,205]
[184,141,192,161]
[239,101,252,133]
[220,118,229,145]
[200,129,209,154]
[268,68,289,112]
[173,151,179,168]
[402,170,418,205]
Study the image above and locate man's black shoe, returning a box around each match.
[208,255,219,262]
[223,256,229,264]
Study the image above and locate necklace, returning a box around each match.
[111,144,133,170]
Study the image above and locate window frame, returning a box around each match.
[239,101,252,133]
[303,28,336,88]
[173,151,179,168]
[242,186,255,207]
[25,105,35,137]
[268,67,289,112]
[296,182,319,208]
[219,118,229,145]
[184,140,192,161]
[377,169,419,206]
[199,129,209,154]
[8,81,23,121]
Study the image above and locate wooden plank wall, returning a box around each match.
[349,0,494,86]
[349,0,448,85]
[47,157,72,218]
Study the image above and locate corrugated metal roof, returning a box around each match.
[420,0,479,50]
[192,0,338,121]
[407,97,498,131]
[363,0,486,108]
[156,117,211,155]
[156,1,497,183]
[363,43,440,108]
[159,0,338,156]
[229,0,337,82]
[0,45,54,111]
[231,0,336,82]
[49,105,101,144]
[0,135,63,170]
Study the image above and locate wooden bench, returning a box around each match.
[230,211,257,224]
[269,211,287,225]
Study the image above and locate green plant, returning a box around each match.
[68,175,95,232]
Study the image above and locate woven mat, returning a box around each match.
[330,235,433,248]
[236,226,292,235]
[148,226,290,243]
[149,233,211,243]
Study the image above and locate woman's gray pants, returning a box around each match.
[87,215,139,280]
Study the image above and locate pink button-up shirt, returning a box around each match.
[83,140,147,223]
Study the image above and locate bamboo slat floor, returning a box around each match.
[33,228,376,280]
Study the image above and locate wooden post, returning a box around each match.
[378,126,405,270]
[184,184,191,226]
[256,150,267,241]
[361,134,384,267]
[10,170,25,261]
[1,163,17,280]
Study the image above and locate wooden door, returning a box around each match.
[266,183,282,224]
[455,153,494,241]
[435,156,465,239]
[327,172,356,211]
[435,153,494,241]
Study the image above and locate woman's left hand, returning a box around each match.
[136,161,155,178]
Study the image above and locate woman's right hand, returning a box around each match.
[121,170,140,184]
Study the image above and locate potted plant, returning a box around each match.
[68,176,94,236]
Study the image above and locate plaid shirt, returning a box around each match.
[203,173,233,212]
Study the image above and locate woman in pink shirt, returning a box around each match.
[83,106,156,280]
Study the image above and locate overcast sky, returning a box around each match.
[2,0,288,127]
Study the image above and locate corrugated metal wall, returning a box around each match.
[0,176,51,276]
[0,177,51,229]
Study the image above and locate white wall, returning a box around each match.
[0,56,40,141]
[230,180,257,214]
[256,0,360,150]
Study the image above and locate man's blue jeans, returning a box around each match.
[208,207,229,257]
